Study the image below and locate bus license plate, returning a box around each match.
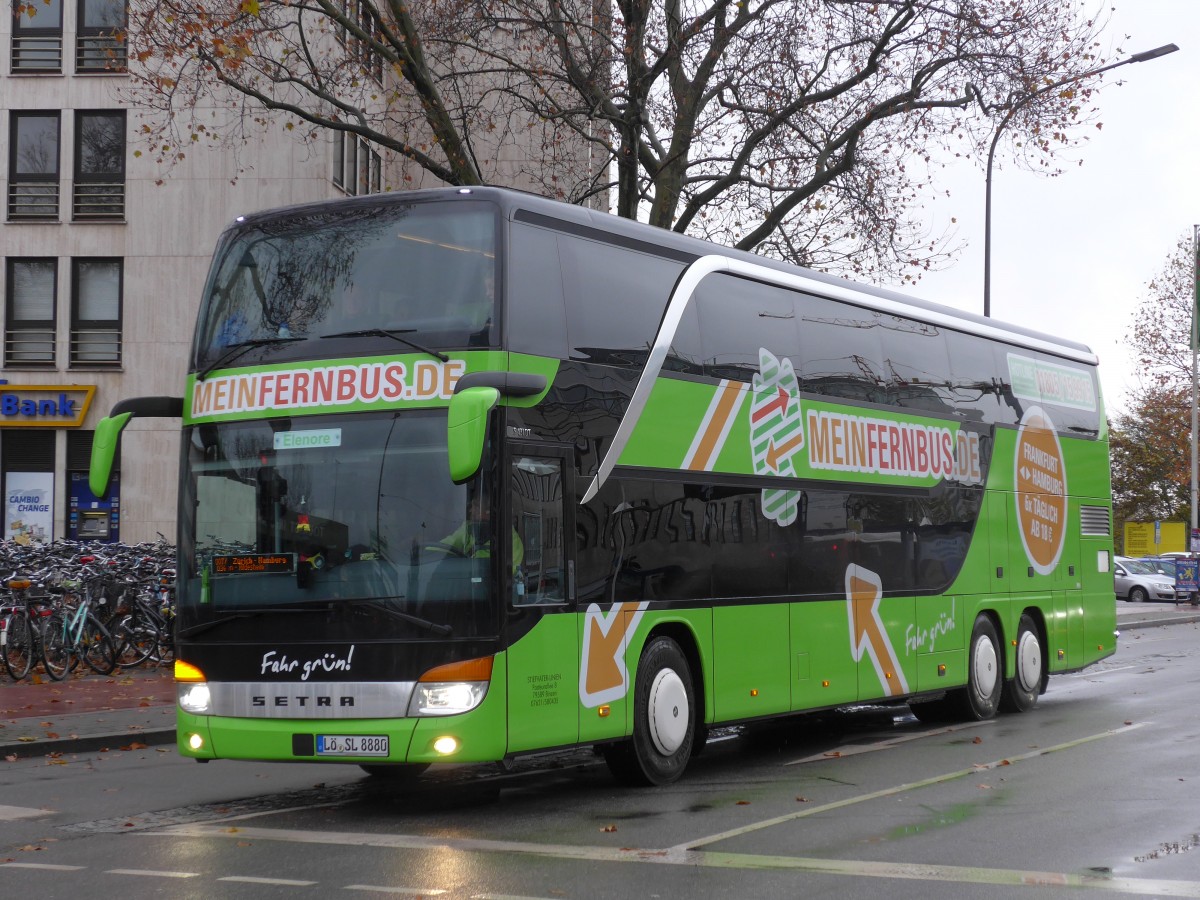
[316,735,389,757]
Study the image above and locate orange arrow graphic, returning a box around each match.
[581,601,648,706]
[846,565,908,696]
[765,433,804,472]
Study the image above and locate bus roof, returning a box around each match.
[227,185,1097,366]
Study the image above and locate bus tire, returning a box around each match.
[1000,614,1043,714]
[954,615,1002,720]
[605,636,695,786]
[907,695,953,724]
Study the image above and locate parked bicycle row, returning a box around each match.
[0,538,176,683]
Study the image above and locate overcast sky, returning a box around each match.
[879,1,1197,418]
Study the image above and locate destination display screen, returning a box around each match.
[212,553,295,575]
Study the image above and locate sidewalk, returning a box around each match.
[1,663,176,760]
[1,604,1197,761]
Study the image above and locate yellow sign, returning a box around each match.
[1124,521,1185,556]
[0,384,94,427]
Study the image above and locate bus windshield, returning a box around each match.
[177,411,498,639]
[194,199,497,367]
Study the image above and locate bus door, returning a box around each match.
[504,444,579,754]
[1052,500,1084,669]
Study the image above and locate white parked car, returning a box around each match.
[1113,556,1184,603]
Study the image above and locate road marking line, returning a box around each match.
[0,804,52,820]
[785,720,994,764]
[129,725,1174,897]
[139,809,1200,899]
[106,868,199,878]
[682,724,1146,850]
[220,875,319,885]
[1067,665,1138,677]
[1,863,86,871]
[345,887,447,895]
[681,850,1200,897]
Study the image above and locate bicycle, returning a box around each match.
[111,588,172,668]
[39,588,119,678]
[1,576,56,681]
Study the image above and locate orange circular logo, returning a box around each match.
[1014,407,1066,575]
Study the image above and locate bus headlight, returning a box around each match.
[409,681,488,716]
[178,683,212,715]
[408,656,492,717]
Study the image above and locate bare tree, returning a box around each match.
[1129,233,1196,391]
[124,0,1116,279]
[1110,234,1197,535]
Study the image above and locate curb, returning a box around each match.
[1118,611,1200,631]
[2,723,176,760]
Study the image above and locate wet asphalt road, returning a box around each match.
[2,618,1200,900]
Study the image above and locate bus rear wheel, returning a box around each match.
[603,636,695,786]
[1000,614,1043,714]
[953,615,1002,720]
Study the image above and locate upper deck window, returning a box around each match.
[194,200,497,369]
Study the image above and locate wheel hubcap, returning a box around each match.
[973,635,998,699]
[1015,631,1041,692]
[647,668,689,756]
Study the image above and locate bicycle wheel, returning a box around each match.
[112,615,159,668]
[80,613,118,675]
[40,613,72,681]
[2,609,34,681]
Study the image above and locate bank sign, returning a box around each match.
[0,384,95,427]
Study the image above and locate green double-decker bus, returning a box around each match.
[91,186,1115,785]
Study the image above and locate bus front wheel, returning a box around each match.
[603,636,695,786]
[359,763,429,781]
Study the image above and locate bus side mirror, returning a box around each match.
[89,412,133,497]
[447,386,500,484]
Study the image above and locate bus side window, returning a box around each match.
[507,223,568,359]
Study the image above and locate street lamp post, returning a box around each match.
[980,43,1178,318]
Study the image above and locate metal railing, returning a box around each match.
[10,35,63,72]
[7,182,59,220]
[72,182,125,221]
[70,327,122,367]
[75,35,127,73]
[4,328,57,367]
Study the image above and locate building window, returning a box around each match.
[332,132,381,196]
[76,0,127,72]
[8,111,60,220]
[11,0,63,72]
[72,110,125,220]
[70,258,121,366]
[335,0,384,82]
[5,258,57,366]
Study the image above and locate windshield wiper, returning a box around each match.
[177,607,313,640]
[344,599,453,636]
[198,336,305,381]
[321,328,449,362]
